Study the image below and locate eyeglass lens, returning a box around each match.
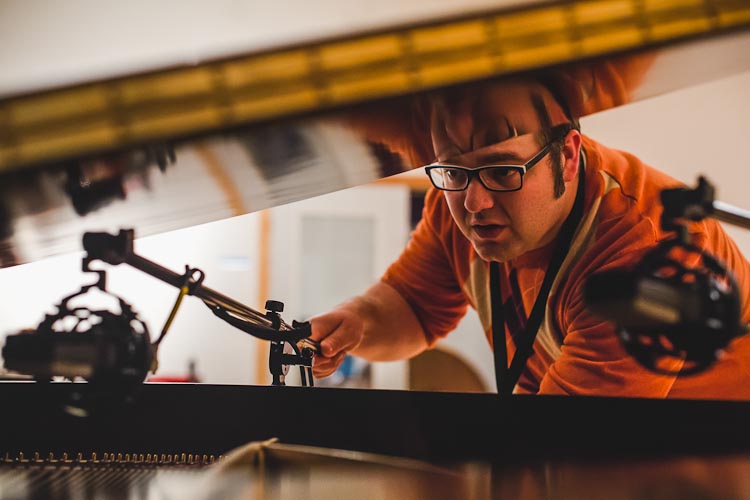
[429,167,522,191]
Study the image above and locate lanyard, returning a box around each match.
[490,161,585,395]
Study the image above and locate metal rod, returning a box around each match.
[713,201,750,230]
[123,253,291,330]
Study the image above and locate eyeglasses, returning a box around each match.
[424,141,553,193]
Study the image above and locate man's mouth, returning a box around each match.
[471,224,506,239]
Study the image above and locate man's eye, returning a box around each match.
[489,168,514,178]
[444,169,462,179]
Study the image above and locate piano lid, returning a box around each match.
[0,0,537,99]
[0,0,748,267]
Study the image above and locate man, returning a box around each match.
[309,75,750,399]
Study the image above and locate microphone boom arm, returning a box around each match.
[82,229,318,386]
[661,176,750,231]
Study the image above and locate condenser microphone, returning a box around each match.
[2,308,153,385]
[584,270,706,331]
[583,259,742,374]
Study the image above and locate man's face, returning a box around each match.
[431,80,575,262]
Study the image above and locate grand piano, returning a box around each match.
[1,1,750,498]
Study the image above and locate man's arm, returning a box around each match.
[309,281,428,378]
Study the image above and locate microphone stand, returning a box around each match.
[661,176,750,232]
[82,229,318,387]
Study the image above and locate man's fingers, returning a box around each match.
[309,313,363,357]
[320,322,362,357]
[313,352,346,378]
[309,313,343,342]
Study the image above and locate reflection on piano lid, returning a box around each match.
[0,1,748,267]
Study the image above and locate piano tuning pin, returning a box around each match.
[180,453,186,464]
[140,453,145,463]
[160,453,167,464]
[146,453,152,464]
[117,453,123,463]
[33,452,41,462]
[18,452,27,463]
[91,452,98,463]
[76,452,84,463]
[202,454,208,464]
[48,452,56,463]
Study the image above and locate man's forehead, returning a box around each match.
[429,80,568,156]
[437,132,537,165]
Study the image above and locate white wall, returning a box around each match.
[581,70,750,253]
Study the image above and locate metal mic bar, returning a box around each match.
[123,253,289,330]
[82,230,292,332]
[661,177,750,231]
[713,201,750,230]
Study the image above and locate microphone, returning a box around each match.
[583,242,743,374]
[2,305,153,386]
[3,313,152,385]
[585,271,712,331]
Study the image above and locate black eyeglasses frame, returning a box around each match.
[423,124,573,192]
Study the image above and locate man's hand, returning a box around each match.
[309,309,365,378]
[307,282,429,380]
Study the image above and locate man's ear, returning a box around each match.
[561,129,582,182]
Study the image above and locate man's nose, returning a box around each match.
[463,176,495,213]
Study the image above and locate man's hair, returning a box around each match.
[531,92,581,198]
